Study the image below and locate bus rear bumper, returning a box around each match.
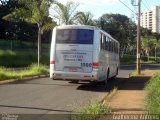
[50,71,98,81]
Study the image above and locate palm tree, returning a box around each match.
[75,11,96,25]
[3,0,56,66]
[52,1,79,25]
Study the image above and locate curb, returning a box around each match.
[0,74,49,85]
[101,87,118,105]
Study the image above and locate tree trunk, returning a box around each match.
[37,24,42,66]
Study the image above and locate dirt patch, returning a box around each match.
[143,70,159,76]
[108,90,146,114]
[103,70,158,114]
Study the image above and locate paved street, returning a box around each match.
[0,77,107,114]
[0,64,159,119]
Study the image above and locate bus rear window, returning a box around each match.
[56,29,94,44]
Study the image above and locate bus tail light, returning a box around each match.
[92,62,99,69]
[50,60,55,64]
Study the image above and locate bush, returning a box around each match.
[72,101,112,120]
[145,71,160,114]
[0,64,49,81]
[0,50,49,67]
[120,55,160,65]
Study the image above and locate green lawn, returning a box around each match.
[0,40,50,67]
[0,50,49,67]
[0,64,49,81]
[72,101,112,120]
[145,71,160,114]
[120,55,160,65]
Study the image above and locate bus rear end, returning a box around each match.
[50,26,99,81]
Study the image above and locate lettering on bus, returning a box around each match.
[81,63,92,67]
[61,51,86,62]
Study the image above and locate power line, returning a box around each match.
[142,0,150,11]
[144,0,151,10]
[118,0,137,15]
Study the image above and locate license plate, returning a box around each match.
[69,68,77,72]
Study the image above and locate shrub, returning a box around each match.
[72,101,112,120]
[0,64,49,81]
[145,71,160,114]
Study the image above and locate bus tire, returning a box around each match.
[116,67,119,75]
[104,69,109,89]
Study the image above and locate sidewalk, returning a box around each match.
[108,90,146,114]
[103,74,152,114]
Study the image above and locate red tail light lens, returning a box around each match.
[92,62,99,68]
[50,60,55,64]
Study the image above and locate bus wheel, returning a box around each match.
[104,70,109,89]
[116,68,119,75]
[104,79,107,89]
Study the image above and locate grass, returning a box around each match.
[120,55,160,65]
[72,101,112,120]
[129,69,158,77]
[129,70,145,77]
[0,39,50,50]
[0,50,49,67]
[145,71,160,115]
[0,64,49,81]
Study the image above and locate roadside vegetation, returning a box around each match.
[129,69,160,115]
[145,71,160,114]
[0,50,49,67]
[0,64,49,81]
[72,101,112,120]
[129,69,159,77]
[120,55,160,65]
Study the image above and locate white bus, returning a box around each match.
[50,25,119,86]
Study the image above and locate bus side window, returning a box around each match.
[110,40,113,52]
[116,43,118,53]
[100,34,103,49]
[113,41,116,53]
[112,40,114,52]
[108,38,111,51]
[103,35,106,50]
[100,34,106,50]
[106,37,109,51]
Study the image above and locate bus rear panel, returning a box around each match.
[50,26,99,81]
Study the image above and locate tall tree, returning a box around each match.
[3,0,56,66]
[97,13,135,57]
[0,0,8,6]
[52,1,79,25]
[142,38,156,61]
[75,11,96,25]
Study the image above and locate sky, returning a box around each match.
[52,0,160,20]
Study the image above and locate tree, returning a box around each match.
[75,11,96,25]
[0,0,8,6]
[97,13,134,57]
[153,32,160,42]
[142,38,156,61]
[3,0,56,66]
[52,1,79,25]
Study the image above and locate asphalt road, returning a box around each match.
[0,64,159,119]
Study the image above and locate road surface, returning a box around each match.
[0,64,159,119]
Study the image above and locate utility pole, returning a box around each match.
[132,0,141,74]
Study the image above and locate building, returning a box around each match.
[141,6,160,33]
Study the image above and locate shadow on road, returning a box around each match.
[13,81,79,87]
[117,76,150,90]
[76,78,119,92]
[77,76,151,92]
